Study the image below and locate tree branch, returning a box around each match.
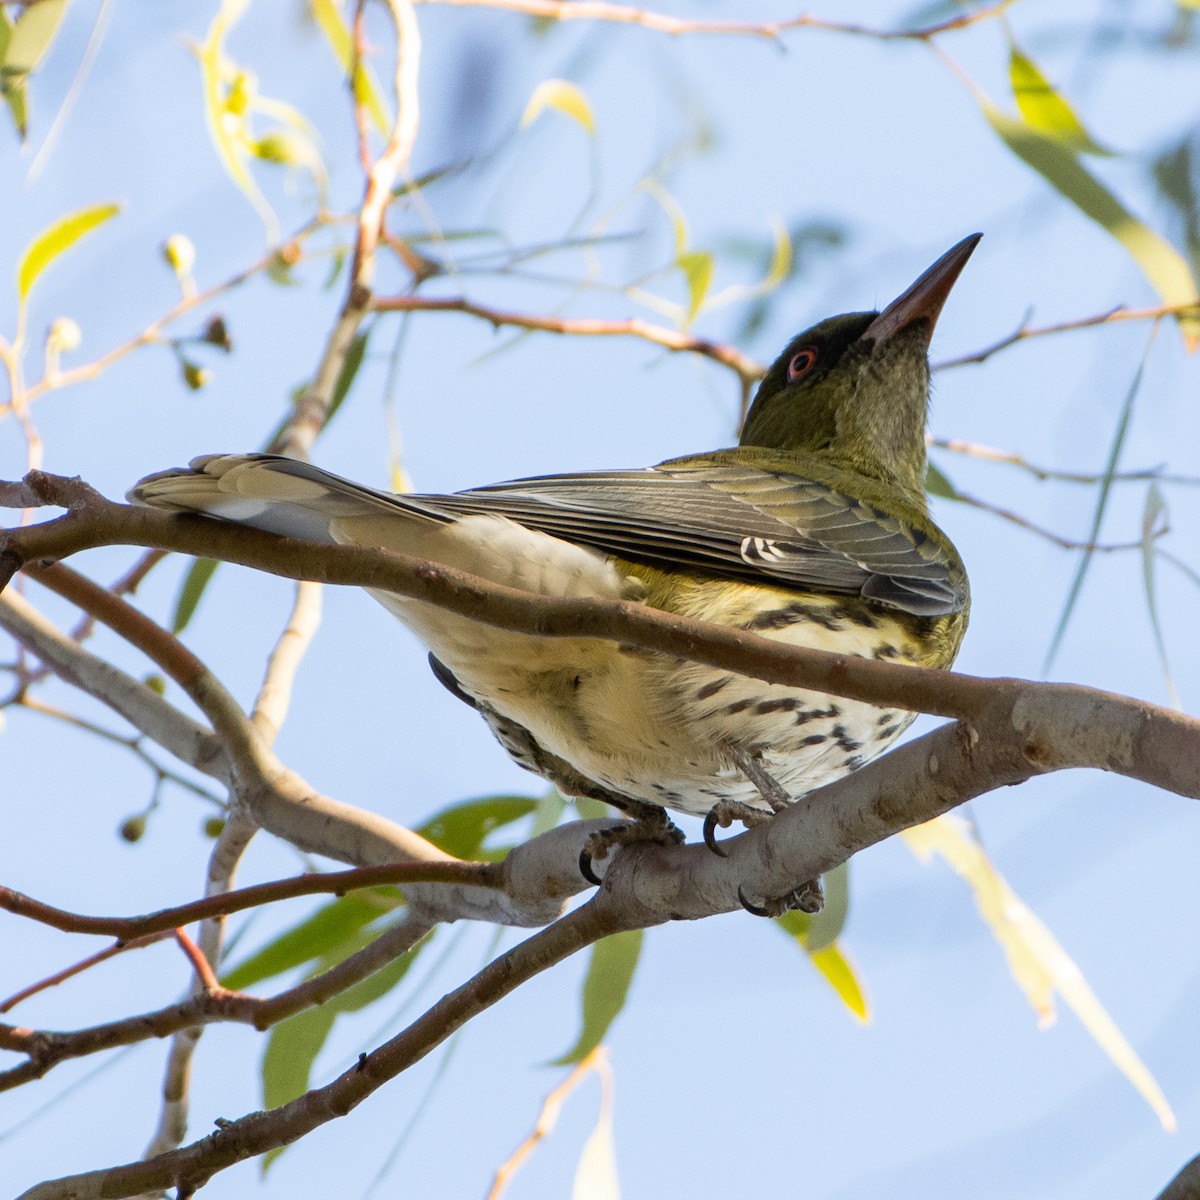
[371,292,764,382]
[411,0,1014,42]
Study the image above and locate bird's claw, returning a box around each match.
[737,876,825,918]
[702,798,771,856]
[579,812,684,885]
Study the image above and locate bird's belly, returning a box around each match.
[380,581,923,818]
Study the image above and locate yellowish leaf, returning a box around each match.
[309,0,390,137]
[1009,46,1111,156]
[677,249,712,324]
[983,104,1200,348]
[641,179,689,257]
[521,78,595,136]
[17,201,120,305]
[809,944,870,1024]
[904,815,1176,1131]
[199,0,278,242]
[775,910,869,1024]
[705,216,793,312]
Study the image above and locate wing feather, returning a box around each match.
[410,462,966,617]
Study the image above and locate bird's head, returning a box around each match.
[740,234,980,505]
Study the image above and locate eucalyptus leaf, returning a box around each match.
[521,78,596,136]
[1009,46,1112,156]
[417,795,538,860]
[222,889,403,990]
[17,201,120,304]
[261,937,423,1169]
[310,0,390,137]
[553,930,643,1065]
[984,105,1200,346]
[171,557,219,634]
[3,0,69,81]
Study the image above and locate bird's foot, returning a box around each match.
[579,801,684,886]
[737,876,825,918]
[702,799,771,856]
[730,746,792,812]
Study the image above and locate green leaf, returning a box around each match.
[16,201,119,304]
[327,328,370,425]
[3,0,69,81]
[0,7,26,140]
[805,861,849,952]
[323,247,347,291]
[529,788,567,839]
[222,889,403,990]
[1141,484,1180,707]
[310,0,390,137]
[677,249,713,324]
[3,74,27,140]
[925,461,959,501]
[983,104,1200,346]
[1008,46,1111,156]
[261,1003,336,1117]
[261,936,423,1167]
[171,557,219,634]
[571,795,610,822]
[553,930,643,1065]
[1152,136,1200,277]
[418,795,538,860]
[520,78,595,135]
[391,159,471,200]
[1043,326,1158,672]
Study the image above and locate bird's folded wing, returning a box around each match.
[417,462,966,617]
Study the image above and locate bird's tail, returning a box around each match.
[129,453,442,543]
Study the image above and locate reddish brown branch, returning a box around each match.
[14,900,617,1198]
[371,293,764,381]
[0,933,169,1014]
[0,860,501,940]
[172,929,221,993]
[0,915,434,1093]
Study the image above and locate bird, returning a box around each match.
[131,234,977,913]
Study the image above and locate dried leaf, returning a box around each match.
[903,814,1175,1131]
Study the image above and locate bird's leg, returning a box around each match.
[430,656,682,884]
[729,746,793,812]
[703,746,788,855]
[710,746,823,917]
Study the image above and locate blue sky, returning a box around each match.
[3,2,1200,1198]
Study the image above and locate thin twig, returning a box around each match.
[486,1048,606,1200]
[277,0,422,459]
[935,301,1200,369]
[0,861,502,940]
[171,929,221,994]
[930,437,1200,487]
[413,0,1014,42]
[0,934,169,1014]
[372,292,763,381]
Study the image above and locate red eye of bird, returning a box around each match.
[787,347,818,381]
